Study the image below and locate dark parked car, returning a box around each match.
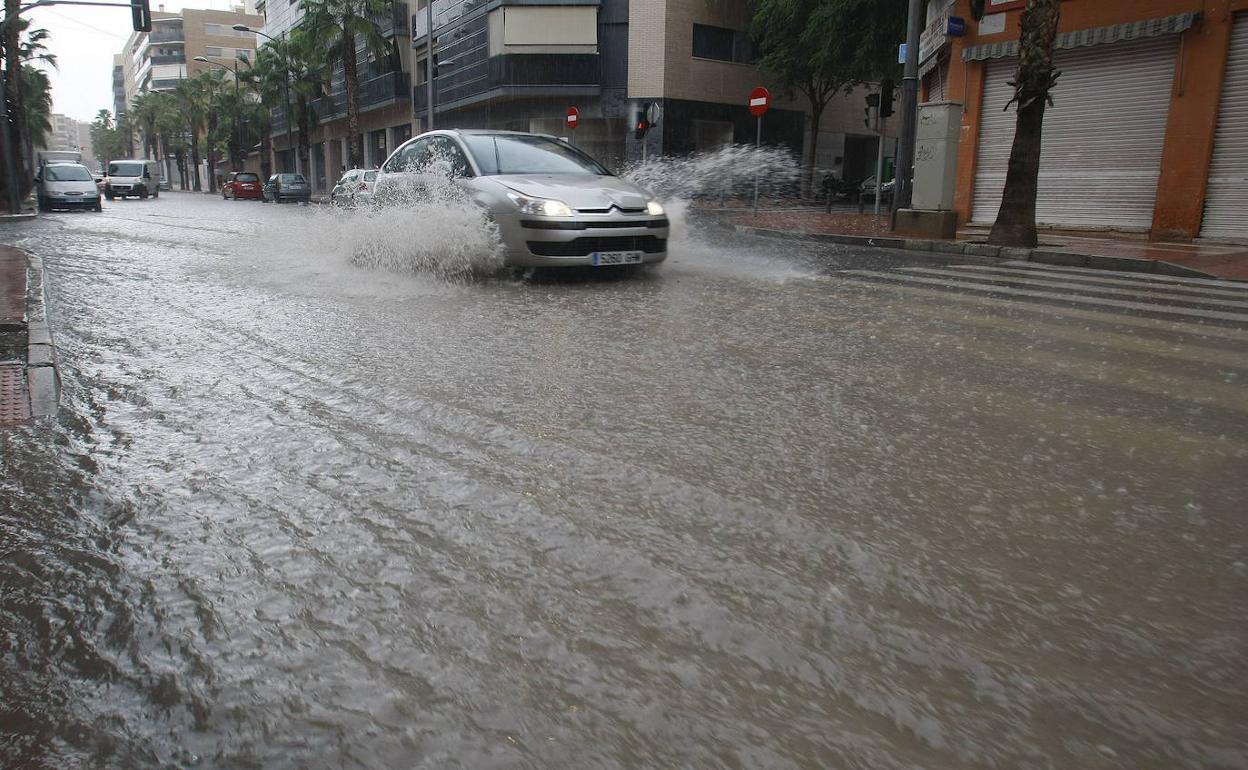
[223,171,264,200]
[263,173,311,203]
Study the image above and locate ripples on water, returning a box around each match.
[2,151,1246,770]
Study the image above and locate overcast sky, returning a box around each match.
[27,0,241,123]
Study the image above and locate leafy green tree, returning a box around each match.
[301,0,394,169]
[752,0,905,190]
[239,47,288,177]
[90,109,127,166]
[174,76,209,190]
[988,0,1062,248]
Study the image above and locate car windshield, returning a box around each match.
[45,165,92,182]
[236,173,259,182]
[364,171,377,181]
[109,162,144,176]
[279,174,305,183]
[462,135,610,176]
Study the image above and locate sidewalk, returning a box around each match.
[0,244,58,425]
[725,208,1248,282]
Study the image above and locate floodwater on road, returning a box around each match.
[2,192,1245,769]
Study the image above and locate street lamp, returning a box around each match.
[234,24,294,173]
[194,55,244,172]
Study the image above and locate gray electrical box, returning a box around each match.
[911,101,963,212]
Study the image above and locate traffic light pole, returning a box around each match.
[893,0,923,218]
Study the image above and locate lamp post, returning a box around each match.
[194,55,244,172]
[234,24,294,173]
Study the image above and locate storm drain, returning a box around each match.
[0,363,30,424]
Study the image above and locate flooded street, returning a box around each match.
[2,192,1246,769]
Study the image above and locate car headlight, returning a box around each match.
[506,192,572,217]
[646,199,665,216]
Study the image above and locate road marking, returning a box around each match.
[1000,260,1248,292]
[947,264,1248,300]
[840,270,1248,325]
[832,276,1248,342]
[897,267,1248,310]
[870,295,1248,370]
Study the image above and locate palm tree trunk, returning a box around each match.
[988,0,1061,248]
[343,30,362,169]
[191,134,202,191]
[4,0,28,200]
[261,127,272,179]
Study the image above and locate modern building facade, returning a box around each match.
[254,0,893,192]
[260,0,413,189]
[931,0,1248,242]
[120,7,263,108]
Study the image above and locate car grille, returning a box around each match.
[526,236,666,257]
[521,218,669,231]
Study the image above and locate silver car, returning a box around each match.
[373,130,669,268]
[330,168,378,207]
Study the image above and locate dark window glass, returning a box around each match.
[46,165,93,181]
[427,136,473,177]
[236,172,259,182]
[692,23,754,63]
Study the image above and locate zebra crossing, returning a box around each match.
[836,260,1248,329]
[831,259,1248,420]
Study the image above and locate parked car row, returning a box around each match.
[222,172,312,204]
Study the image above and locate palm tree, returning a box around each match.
[19,66,52,169]
[174,77,208,190]
[239,48,286,178]
[300,0,393,169]
[987,0,1062,248]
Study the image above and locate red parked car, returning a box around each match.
[223,171,263,200]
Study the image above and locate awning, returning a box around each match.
[961,12,1200,61]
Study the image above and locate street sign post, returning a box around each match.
[748,86,769,213]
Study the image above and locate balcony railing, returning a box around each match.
[148,30,185,44]
[373,2,409,38]
[310,71,411,122]
[150,54,187,65]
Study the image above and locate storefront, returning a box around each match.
[942,0,1248,242]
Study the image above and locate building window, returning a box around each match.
[205,46,224,57]
[692,23,754,63]
[415,56,429,85]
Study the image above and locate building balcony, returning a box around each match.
[413,53,599,112]
[311,71,411,122]
[149,54,187,66]
[148,30,185,44]
[374,2,409,38]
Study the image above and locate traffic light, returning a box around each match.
[880,79,895,118]
[864,92,880,129]
[635,103,651,140]
[131,0,152,31]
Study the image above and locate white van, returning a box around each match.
[105,159,161,200]
[35,162,102,212]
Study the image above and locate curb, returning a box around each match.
[730,223,1229,282]
[0,212,37,222]
[24,252,59,417]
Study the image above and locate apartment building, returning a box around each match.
[259,0,412,188]
[120,7,263,108]
[932,0,1248,242]
[254,0,893,191]
[412,0,887,174]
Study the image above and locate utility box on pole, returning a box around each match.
[911,101,962,211]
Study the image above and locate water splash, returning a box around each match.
[622,144,804,207]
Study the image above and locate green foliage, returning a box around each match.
[753,0,905,107]
[90,109,128,164]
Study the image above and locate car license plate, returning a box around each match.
[591,250,643,266]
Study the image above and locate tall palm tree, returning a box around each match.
[174,77,208,190]
[239,48,287,178]
[19,66,52,169]
[300,0,393,169]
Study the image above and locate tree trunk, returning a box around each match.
[4,0,27,201]
[343,30,361,169]
[260,127,272,179]
[207,117,218,192]
[191,134,202,191]
[805,99,826,199]
[988,0,1061,248]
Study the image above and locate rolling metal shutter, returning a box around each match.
[972,36,1178,230]
[1200,15,1248,241]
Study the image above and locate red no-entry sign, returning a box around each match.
[748,86,770,117]
[566,107,579,130]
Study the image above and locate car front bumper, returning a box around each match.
[46,195,100,209]
[497,214,670,268]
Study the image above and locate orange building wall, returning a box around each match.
[946,0,1248,240]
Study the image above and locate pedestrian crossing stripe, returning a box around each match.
[947,264,1248,300]
[999,260,1248,292]
[840,269,1248,325]
[833,276,1248,342]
